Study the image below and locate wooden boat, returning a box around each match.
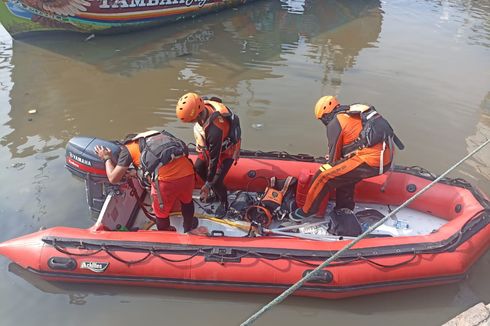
[0,0,260,38]
[0,136,489,299]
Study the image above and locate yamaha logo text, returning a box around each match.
[69,152,92,166]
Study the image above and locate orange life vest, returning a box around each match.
[201,100,241,161]
[334,113,391,168]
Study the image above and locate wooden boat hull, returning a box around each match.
[0,0,259,38]
[1,149,490,299]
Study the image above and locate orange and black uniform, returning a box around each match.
[302,106,392,214]
[118,140,195,231]
[195,100,239,208]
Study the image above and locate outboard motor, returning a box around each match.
[65,136,121,213]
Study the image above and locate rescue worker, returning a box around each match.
[94,131,197,233]
[289,96,402,236]
[176,92,241,218]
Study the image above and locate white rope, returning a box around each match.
[240,138,490,326]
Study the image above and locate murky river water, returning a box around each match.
[0,0,489,325]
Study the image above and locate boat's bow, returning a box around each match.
[0,230,48,269]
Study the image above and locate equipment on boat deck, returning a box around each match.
[327,208,362,237]
[244,176,298,227]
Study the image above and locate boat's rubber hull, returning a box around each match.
[1,153,489,299]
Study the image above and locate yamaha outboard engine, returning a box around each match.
[65,136,122,213]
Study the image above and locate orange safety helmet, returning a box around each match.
[176,92,205,122]
[314,96,339,119]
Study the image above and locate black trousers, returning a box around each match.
[194,157,233,206]
[155,202,196,232]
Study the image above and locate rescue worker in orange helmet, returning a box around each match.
[94,130,197,233]
[176,92,241,218]
[289,96,402,236]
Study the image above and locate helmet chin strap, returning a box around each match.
[197,109,208,126]
[321,113,335,126]
[320,105,343,126]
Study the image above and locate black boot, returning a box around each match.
[156,218,176,232]
[182,202,196,233]
[215,201,229,219]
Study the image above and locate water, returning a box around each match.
[0,0,489,325]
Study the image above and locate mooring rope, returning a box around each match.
[240,138,490,326]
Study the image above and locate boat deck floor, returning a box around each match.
[128,191,447,240]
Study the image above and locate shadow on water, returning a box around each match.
[3,261,472,309]
[464,91,490,192]
[8,262,285,306]
[1,0,383,160]
[9,249,490,317]
[13,0,382,76]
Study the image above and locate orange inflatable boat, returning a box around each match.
[0,136,489,299]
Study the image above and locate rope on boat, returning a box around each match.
[49,207,483,267]
[240,138,490,326]
[128,178,156,222]
[188,144,326,163]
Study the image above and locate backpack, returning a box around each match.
[226,108,241,146]
[138,130,189,181]
[138,131,189,209]
[204,97,241,146]
[341,105,404,156]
